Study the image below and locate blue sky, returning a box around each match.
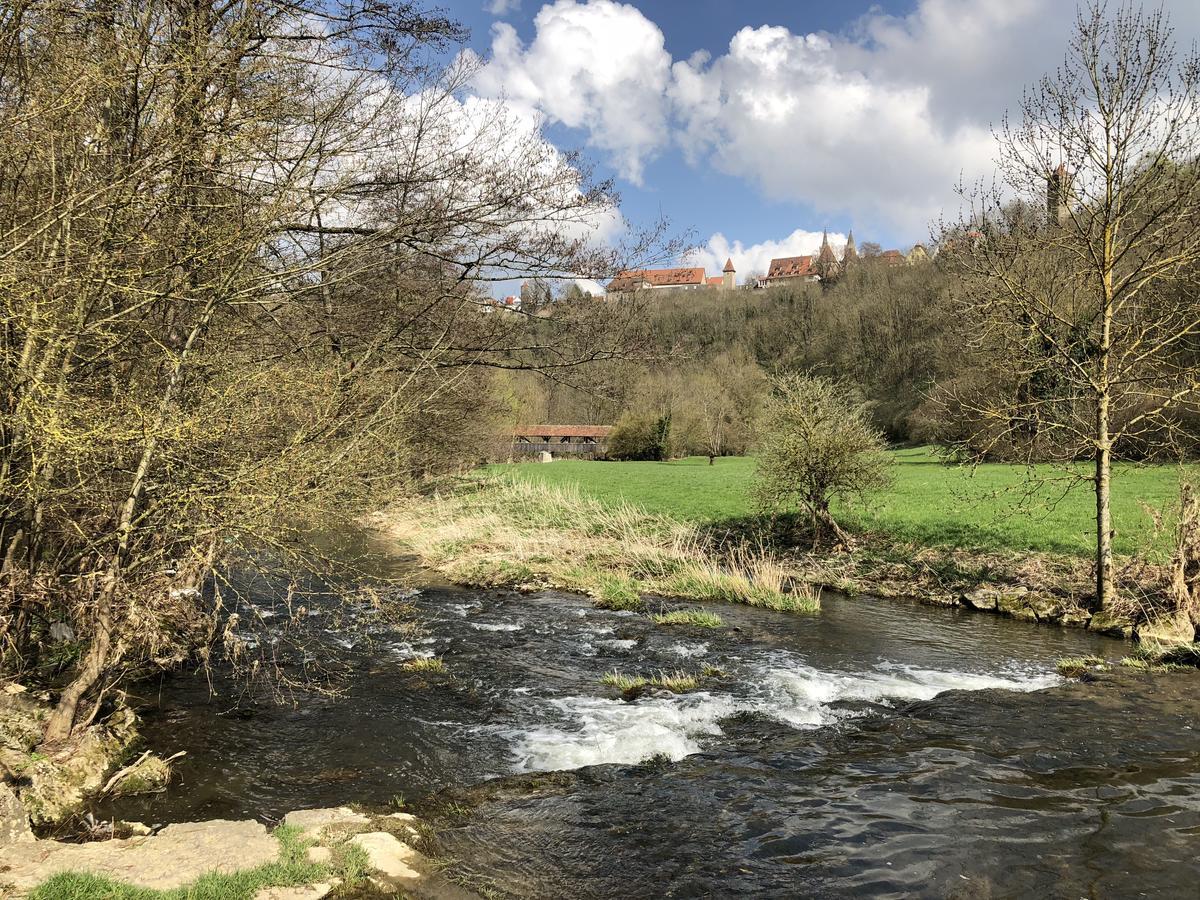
[435,0,1200,284]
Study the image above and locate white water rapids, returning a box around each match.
[502,650,1061,772]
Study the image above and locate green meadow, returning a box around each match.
[491,447,1192,559]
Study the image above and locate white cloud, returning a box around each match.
[466,0,1200,241]
[687,229,843,280]
[670,22,997,236]
[470,0,672,184]
[485,0,520,15]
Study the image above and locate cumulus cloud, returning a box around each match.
[687,229,843,280]
[671,25,995,235]
[471,0,673,184]
[468,0,1200,238]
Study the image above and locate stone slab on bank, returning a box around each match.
[0,819,279,892]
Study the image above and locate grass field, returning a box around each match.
[490,447,1193,558]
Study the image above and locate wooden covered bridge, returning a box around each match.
[512,425,613,459]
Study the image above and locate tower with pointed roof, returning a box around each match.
[815,229,840,282]
[842,230,858,268]
[722,257,736,290]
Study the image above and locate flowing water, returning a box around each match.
[100,538,1200,898]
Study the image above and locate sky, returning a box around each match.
[436,0,1200,285]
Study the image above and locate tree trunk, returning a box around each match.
[1096,210,1115,610]
[43,581,115,743]
[1095,394,1115,609]
[1170,484,1200,628]
[810,500,851,551]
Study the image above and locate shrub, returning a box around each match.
[753,374,892,548]
[607,412,672,461]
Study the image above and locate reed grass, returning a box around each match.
[652,609,724,628]
[601,669,699,694]
[375,478,818,619]
[402,657,447,674]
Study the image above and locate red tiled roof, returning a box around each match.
[706,276,724,286]
[765,255,815,279]
[723,257,736,273]
[606,267,706,292]
[514,425,614,438]
[880,249,905,266]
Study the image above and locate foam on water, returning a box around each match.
[509,693,741,772]
[388,641,435,661]
[759,659,1059,726]
[597,638,638,651]
[669,642,709,658]
[504,658,1061,772]
[469,622,523,632]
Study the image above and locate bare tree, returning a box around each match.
[0,0,671,741]
[942,2,1200,610]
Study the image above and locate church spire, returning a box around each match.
[843,229,858,266]
[816,228,840,282]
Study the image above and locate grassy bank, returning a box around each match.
[475,450,1200,644]
[489,447,1189,559]
[371,478,819,617]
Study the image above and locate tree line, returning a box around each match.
[506,257,958,457]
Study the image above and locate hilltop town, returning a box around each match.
[606,231,933,296]
[492,231,934,309]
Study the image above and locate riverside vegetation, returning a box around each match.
[0,0,674,843]
[452,448,1200,648]
[373,477,821,624]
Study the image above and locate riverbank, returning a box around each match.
[369,477,819,621]
[376,470,1199,648]
[1,805,477,899]
[493,449,1188,558]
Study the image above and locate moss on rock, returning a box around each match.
[1088,609,1135,639]
[20,706,140,826]
[107,753,173,797]
[1,691,47,756]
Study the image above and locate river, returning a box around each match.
[101,537,1200,898]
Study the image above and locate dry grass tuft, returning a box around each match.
[402,656,447,674]
[1055,655,1104,678]
[601,669,699,694]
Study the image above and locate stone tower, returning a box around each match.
[1047,164,1071,227]
[816,229,840,282]
[842,230,858,267]
[722,257,736,290]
